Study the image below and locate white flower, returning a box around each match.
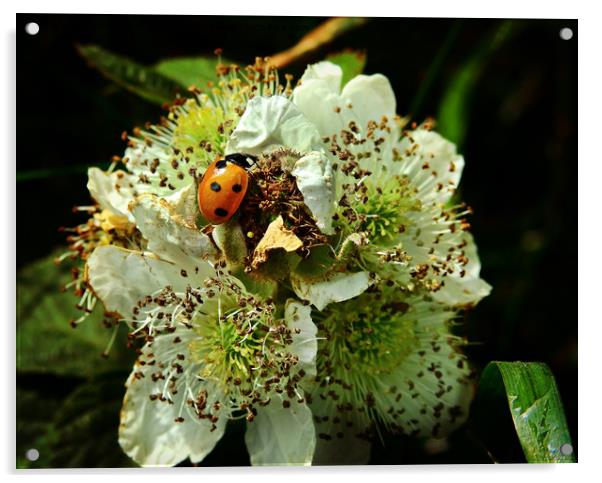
[86,193,319,466]
[309,287,474,464]
[291,61,491,306]
[68,57,492,467]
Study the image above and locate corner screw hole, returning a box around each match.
[25,448,39,461]
[560,443,573,456]
[25,22,39,36]
[559,28,573,40]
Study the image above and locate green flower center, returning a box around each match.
[319,290,419,378]
[361,177,420,243]
[189,308,265,387]
[171,102,234,166]
[342,176,421,245]
[186,293,304,418]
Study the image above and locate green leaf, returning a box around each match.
[326,50,367,87]
[17,375,134,468]
[155,56,229,89]
[477,361,575,463]
[17,252,135,377]
[77,44,185,105]
[437,21,517,147]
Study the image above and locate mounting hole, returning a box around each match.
[560,443,573,456]
[25,448,39,461]
[559,27,573,40]
[25,22,39,36]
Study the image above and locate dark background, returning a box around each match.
[17,14,577,466]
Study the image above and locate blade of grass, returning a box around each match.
[476,361,575,463]
[437,20,517,147]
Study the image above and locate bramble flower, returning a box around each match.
[65,56,491,466]
[291,61,490,306]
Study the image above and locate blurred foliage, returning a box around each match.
[437,21,517,147]
[17,252,134,376]
[155,56,228,88]
[17,252,136,468]
[269,17,367,68]
[16,14,577,467]
[18,375,134,468]
[77,44,185,105]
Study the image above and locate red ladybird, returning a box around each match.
[197,153,256,224]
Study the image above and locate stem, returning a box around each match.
[268,17,368,69]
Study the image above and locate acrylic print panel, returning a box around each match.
[16,14,577,468]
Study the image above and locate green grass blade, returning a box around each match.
[478,361,575,463]
[437,20,517,147]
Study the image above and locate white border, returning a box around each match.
[2,1,597,482]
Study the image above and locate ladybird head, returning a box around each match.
[224,153,257,169]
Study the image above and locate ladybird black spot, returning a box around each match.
[215,159,228,169]
[210,182,221,192]
[214,208,229,217]
[232,184,243,193]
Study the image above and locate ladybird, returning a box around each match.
[197,153,256,224]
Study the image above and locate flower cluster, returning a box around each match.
[64,57,490,466]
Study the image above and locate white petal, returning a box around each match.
[291,151,336,235]
[299,61,343,92]
[119,331,227,466]
[284,300,317,377]
[87,245,206,319]
[122,140,194,194]
[227,96,321,155]
[130,193,218,265]
[398,129,465,205]
[245,394,315,466]
[378,337,474,439]
[165,183,200,228]
[291,270,373,311]
[293,83,346,138]
[124,142,170,175]
[87,167,137,219]
[433,233,492,306]
[340,73,396,126]
[293,67,397,138]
